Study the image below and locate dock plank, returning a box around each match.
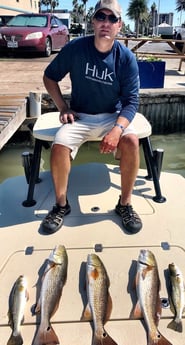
[0,95,27,150]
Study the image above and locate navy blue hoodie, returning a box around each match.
[44,35,139,122]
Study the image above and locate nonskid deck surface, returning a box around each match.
[0,163,185,344]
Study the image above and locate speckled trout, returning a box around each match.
[133,249,172,345]
[7,275,29,345]
[167,262,185,333]
[32,245,68,345]
[82,253,118,345]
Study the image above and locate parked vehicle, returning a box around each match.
[174,25,185,51]
[124,31,137,38]
[0,15,14,27]
[0,13,69,57]
[157,23,173,39]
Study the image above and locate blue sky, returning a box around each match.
[58,0,185,29]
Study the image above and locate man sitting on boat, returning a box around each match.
[41,0,142,235]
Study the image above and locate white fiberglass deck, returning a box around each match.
[0,163,185,344]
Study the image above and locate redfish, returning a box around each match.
[7,275,29,345]
[132,249,172,345]
[82,253,118,345]
[32,244,68,345]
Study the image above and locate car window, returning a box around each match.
[55,17,63,27]
[51,17,58,27]
[7,15,48,27]
[0,15,14,26]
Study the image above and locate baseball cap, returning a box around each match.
[93,0,122,18]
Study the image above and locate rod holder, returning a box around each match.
[153,148,164,179]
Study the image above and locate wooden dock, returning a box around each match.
[0,95,27,150]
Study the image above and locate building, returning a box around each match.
[149,10,173,27]
[0,0,40,16]
[159,13,173,26]
[148,10,174,35]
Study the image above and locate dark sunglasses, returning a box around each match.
[94,11,120,24]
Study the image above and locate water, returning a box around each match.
[0,133,185,184]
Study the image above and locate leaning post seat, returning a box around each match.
[22,112,166,207]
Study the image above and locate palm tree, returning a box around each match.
[176,0,185,25]
[40,0,50,11]
[82,0,88,8]
[140,11,150,36]
[176,0,185,12]
[86,7,94,33]
[82,0,88,34]
[151,2,156,35]
[72,0,78,12]
[71,0,79,24]
[40,0,59,12]
[127,0,148,37]
[71,0,89,34]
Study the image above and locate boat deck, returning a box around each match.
[0,162,185,344]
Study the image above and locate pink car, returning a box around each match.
[0,13,69,57]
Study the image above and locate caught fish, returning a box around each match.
[32,244,68,345]
[7,275,29,345]
[167,262,185,332]
[82,253,118,345]
[132,249,172,345]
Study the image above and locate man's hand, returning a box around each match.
[59,109,79,124]
[99,126,122,154]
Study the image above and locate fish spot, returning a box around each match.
[103,332,107,338]
[47,326,51,331]
[90,268,99,280]
[18,286,25,292]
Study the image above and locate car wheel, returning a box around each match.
[44,37,52,57]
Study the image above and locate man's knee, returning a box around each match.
[52,143,71,156]
[115,134,139,160]
[120,134,139,151]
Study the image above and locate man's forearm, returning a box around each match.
[43,74,68,112]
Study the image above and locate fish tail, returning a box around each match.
[32,324,59,345]
[167,318,183,333]
[7,332,23,345]
[93,331,118,345]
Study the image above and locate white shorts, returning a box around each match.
[54,112,136,159]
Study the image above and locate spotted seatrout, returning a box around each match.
[7,275,29,345]
[133,249,172,345]
[32,244,68,345]
[167,262,185,333]
[82,253,118,345]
